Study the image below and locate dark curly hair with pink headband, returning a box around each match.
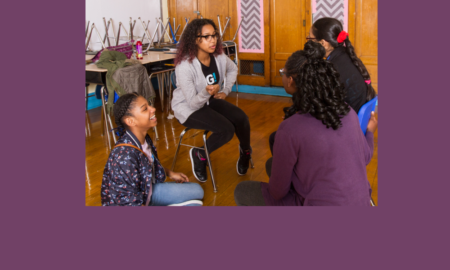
[174,18,223,66]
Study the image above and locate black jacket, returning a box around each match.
[101,130,166,206]
[327,46,369,113]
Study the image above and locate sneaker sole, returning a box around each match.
[236,157,247,176]
[168,200,203,206]
[190,148,207,183]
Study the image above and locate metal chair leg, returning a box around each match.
[85,85,91,136]
[171,128,190,171]
[85,112,91,137]
[153,126,159,140]
[164,72,172,113]
[107,113,117,144]
[168,71,173,114]
[203,131,217,193]
[157,73,165,111]
[100,87,111,147]
[100,103,104,137]
[85,84,89,112]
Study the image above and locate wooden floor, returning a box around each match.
[85,92,378,206]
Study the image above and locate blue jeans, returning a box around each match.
[150,182,204,206]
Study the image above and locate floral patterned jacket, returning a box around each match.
[101,130,166,206]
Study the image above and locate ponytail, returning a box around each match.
[313,17,376,101]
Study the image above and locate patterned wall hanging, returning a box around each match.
[237,0,265,53]
[312,0,348,32]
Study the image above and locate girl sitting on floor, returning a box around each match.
[234,41,377,206]
[101,93,204,206]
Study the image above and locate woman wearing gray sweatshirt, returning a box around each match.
[171,19,252,182]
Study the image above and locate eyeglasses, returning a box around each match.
[306,36,317,41]
[279,68,286,77]
[197,33,219,41]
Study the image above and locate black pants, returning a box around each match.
[267,131,276,177]
[265,157,273,178]
[269,131,276,155]
[234,181,266,206]
[183,97,251,154]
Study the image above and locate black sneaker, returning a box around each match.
[190,148,208,182]
[237,146,252,175]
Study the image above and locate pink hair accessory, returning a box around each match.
[365,80,371,84]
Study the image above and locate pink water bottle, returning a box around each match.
[136,41,143,60]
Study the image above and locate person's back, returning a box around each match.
[234,40,377,206]
[264,109,372,206]
[309,17,376,113]
[328,46,367,113]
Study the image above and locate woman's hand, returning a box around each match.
[206,84,220,95]
[167,170,189,183]
[367,112,378,133]
[214,92,226,100]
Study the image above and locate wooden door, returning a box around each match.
[198,1,232,41]
[168,0,233,42]
[168,0,198,33]
[270,0,311,86]
[349,0,378,93]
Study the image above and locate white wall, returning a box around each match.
[86,0,162,51]
[161,0,168,22]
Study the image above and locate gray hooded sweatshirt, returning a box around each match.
[171,54,238,123]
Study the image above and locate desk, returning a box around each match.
[85,52,176,72]
[85,52,176,90]
[85,51,176,110]
[85,51,176,145]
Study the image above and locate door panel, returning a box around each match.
[168,0,198,36]
[199,1,231,41]
[270,0,307,86]
[352,0,378,93]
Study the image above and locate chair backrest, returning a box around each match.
[102,89,120,104]
[171,71,176,89]
[357,96,378,135]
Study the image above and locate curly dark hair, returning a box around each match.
[285,41,350,130]
[174,18,223,66]
[113,92,141,137]
[312,17,376,102]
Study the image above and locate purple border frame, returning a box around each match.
[2,1,448,269]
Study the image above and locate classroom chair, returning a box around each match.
[357,96,378,206]
[171,128,218,192]
[148,67,175,112]
[358,96,378,135]
[169,72,255,192]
